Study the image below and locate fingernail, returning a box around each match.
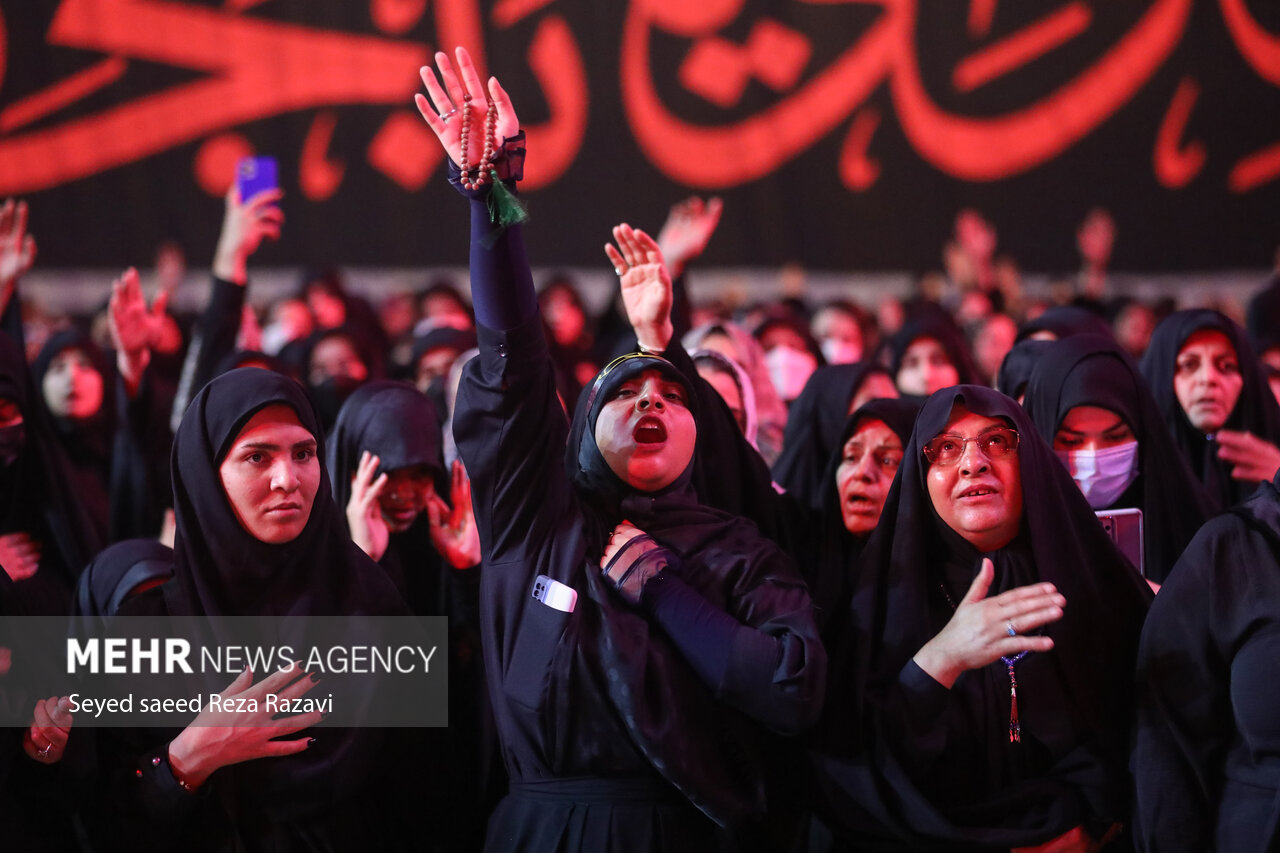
[310,672,321,682]
[306,737,316,745]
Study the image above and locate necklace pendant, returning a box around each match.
[1008,663,1021,743]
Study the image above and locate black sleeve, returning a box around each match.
[171,276,246,429]
[110,367,175,540]
[641,567,825,735]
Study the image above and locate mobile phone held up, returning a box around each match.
[236,156,278,204]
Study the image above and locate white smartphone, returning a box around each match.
[1095,508,1145,577]
[532,575,577,613]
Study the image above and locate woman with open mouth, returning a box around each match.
[812,385,1150,852]
[1140,309,1280,512]
[416,47,825,852]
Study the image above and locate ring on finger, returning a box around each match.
[439,108,458,122]
[37,743,54,759]
[1006,621,1018,637]
[614,266,626,276]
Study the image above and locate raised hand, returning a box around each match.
[414,47,519,173]
[656,196,723,277]
[213,185,284,285]
[1216,428,1280,483]
[109,266,168,391]
[23,695,73,764]
[605,224,672,353]
[346,451,390,562]
[167,663,321,790]
[0,532,42,582]
[427,459,480,569]
[912,558,1065,689]
[0,198,37,316]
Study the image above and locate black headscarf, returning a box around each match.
[163,367,407,814]
[280,327,378,432]
[73,538,174,634]
[995,339,1055,401]
[168,367,403,621]
[1016,306,1113,343]
[564,352,820,829]
[327,380,446,610]
[803,396,921,631]
[1139,309,1280,511]
[772,362,895,511]
[0,332,100,614]
[884,316,982,389]
[815,385,1149,849]
[31,328,113,542]
[1023,335,1212,584]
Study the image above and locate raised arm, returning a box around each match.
[0,198,37,346]
[415,48,568,566]
[170,187,282,429]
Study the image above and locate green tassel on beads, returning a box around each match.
[479,170,529,249]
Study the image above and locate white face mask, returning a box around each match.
[821,338,862,365]
[1056,441,1140,509]
[765,346,817,402]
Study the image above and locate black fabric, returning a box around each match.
[801,396,921,635]
[74,538,174,630]
[1016,306,1113,343]
[89,367,416,852]
[995,339,1054,401]
[1023,335,1212,584]
[31,328,113,542]
[0,331,100,615]
[1139,309,1280,511]
[812,385,1150,851]
[327,379,446,610]
[326,378,494,851]
[883,316,981,388]
[1133,472,1280,852]
[454,168,825,850]
[772,362,894,511]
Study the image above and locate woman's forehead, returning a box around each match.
[939,404,1005,434]
[1179,328,1235,356]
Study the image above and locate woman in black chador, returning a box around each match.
[415,48,825,852]
[772,361,899,512]
[89,367,417,852]
[1022,335,1211,585]
[1132,470,1280,852]
[1139,309,1280,512]
[812,385,1150,852]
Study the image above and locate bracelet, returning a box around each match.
[162,750,200,793]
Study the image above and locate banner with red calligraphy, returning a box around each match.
[1,0,1277,271]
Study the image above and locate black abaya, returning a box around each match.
[812,385,1150,851]
[1023,335,1212,584]
[1132,472,1280,852]
[1139,309,1280,511]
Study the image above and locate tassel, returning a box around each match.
[486,169,528,227]
[1007,662,1021,743]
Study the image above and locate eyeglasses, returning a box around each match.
[922,427,1020,466]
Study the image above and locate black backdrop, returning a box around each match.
[1,0,1277,272]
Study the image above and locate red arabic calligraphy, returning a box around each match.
[0,0,587,195]
[0,0,1277,198]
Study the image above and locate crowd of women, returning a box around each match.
[3,47,1280,852]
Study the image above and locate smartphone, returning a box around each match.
[236,156,278,203]
[1095,508,1144,577]
[532,575,577,613]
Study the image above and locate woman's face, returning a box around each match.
[835,418,902,537]
[1173,329,1243,433]
[219,404,320,544]
[695,364,746,434]
[309,336,369,386]
[848,373,899,415]
[1053,405,1135,451]
[378,464,437,533]
[594,369,696,492]
[897,337,959,396]
[925,406,1023,552]
[42,348,104,420]
[542,288,586,347]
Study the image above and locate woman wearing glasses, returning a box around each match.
[813,386,1150,852]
